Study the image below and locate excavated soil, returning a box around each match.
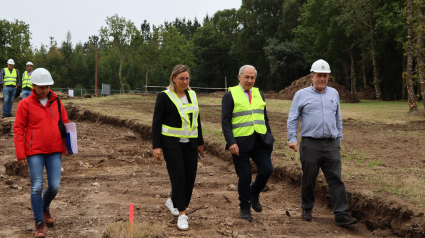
[356,86,377,100]
[276,75,360,103]
[0,98,424,237]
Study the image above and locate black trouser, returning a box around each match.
[232,136,274,210]
[300,137,349,217]
[163,142,198,212]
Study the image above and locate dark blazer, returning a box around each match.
[152,90,204,150]
[221,90,272,152]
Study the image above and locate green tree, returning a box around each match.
[99,14,139,89]
[264,39,308,88]
[159,26,195,80]
[0,19,32,70]
[138,22,161,91]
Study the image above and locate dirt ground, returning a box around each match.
[0,97,422,237]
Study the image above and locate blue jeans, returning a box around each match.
[22,89,32,99]
[2,86,16,116]
[27,153,62,223]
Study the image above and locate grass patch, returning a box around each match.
[340,100,425,124]
[102,221,166,238]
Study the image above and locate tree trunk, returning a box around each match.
[344,61,350,91]
[362,51,367,87]
[406,0,419,112]
[369,21,382,99]
[417,2,425,108]
[119,54,124,90]
[403,55,407,100]
[347,46,357,93]
[145,65,149,93]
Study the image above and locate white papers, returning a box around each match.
[68,89,74,97]
[64,123,78,154]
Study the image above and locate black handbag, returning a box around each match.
[56,98,67,138]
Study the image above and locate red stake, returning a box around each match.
[129,203,134,237]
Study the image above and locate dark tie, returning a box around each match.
[245,90,252,104]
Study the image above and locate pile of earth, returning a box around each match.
[356,86,376,100]
[277,75,360,103]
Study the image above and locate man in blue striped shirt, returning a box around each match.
[287,59,357,226]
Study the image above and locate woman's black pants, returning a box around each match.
[163,142,198,212]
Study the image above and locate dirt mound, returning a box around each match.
[4,161,29,177]
[56,91,71,100]
[278,75,360,103]
[266,90,277,94]
[356,86,376,100]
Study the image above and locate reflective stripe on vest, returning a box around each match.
[229,86,267,137]
[161,89,199,138]
[22,71,32,89]
[3,68,17,86]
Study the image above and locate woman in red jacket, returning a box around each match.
[14,68,69,238]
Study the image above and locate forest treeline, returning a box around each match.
[1,0,425,107]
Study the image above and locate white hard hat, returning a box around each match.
[310,59,331,73]
[26,62,33,66]
[7,59,15,65]
[30,68,54,86]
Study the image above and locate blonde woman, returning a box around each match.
[152,65,204,230]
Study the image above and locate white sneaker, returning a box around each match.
[177,214,189,230]
[165,200,179,216]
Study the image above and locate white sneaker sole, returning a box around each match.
[165,202,179,217]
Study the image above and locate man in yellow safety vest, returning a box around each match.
[21,62,34,99]
[221,65,275,222]
[1,59,21,118]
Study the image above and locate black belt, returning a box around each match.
[303,137,335,142]
[5,85,16,87]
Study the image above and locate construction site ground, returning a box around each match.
[1,94,424,238]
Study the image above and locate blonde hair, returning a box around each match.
[167,65,191,91]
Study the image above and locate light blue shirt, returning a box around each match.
[287,86,343,144]
[238,84,251,101]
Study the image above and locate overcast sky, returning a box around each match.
[3,0,242,49]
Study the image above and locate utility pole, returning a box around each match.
[95,39,98,97]
[133,51,135,91]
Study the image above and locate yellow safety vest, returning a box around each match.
[230,86,267,137]
[22,71,33,89]
[161,89,199,138]
[3,68,17,86]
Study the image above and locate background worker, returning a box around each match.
[221,65,274,222]
[22,62,34,99]
[0,59,20,118]
[14,68,69,238]
[287,59,357,226]
[152,65,204,231]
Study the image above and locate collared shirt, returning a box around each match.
[287,86,343,144]
[238,83,251,101]
[0,68,21,86]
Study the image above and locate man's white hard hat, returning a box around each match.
[26,62,33,66]
[30,68,54,86]
[310,59,331,73]
[7,59,15,65]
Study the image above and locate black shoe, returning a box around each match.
[251,195,262,213]
[240,209,252,222]
[1,114,6,119]
[335,214,358,226]
[302,209,312,221]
